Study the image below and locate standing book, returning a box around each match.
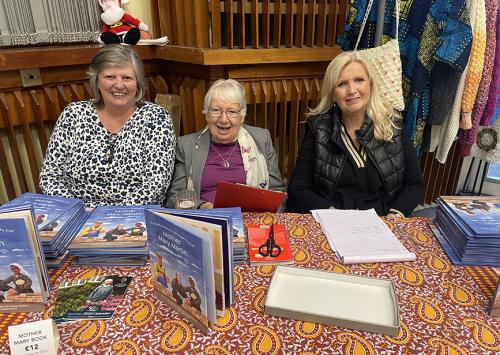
[145,208,235,334]
[0,205,50,312]
[247,224,294,265]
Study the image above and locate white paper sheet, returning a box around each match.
[312,209,415,264]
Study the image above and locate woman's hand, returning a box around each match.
[199,202,214,209]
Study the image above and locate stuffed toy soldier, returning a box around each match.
[98,0,149,45]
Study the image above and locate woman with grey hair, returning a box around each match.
[40,44,176,207]
[167,79,285,209]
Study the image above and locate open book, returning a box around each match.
[145,208,234,334]
[312,209,415,264]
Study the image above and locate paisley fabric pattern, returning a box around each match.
[0,215,498,354]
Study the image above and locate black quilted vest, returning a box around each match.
[308,107,405,201]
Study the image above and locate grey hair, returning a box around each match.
[87,44,146,108]
[203,79,247,116]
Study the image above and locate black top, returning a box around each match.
[287,118,425,216]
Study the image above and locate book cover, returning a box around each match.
[247,224,294,265]
[158,210,234,309]
[52,275,132,323]
[146,210,216,334]
[438,196,500,236]
[0,207,50,312]
[70,205,156,249]
[214,181,285,212]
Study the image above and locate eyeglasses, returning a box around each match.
[208,108,241,118]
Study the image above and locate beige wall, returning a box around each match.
[127,0,153,35]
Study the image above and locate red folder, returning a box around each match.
[213,181,286,212]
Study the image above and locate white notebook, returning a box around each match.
[312,209,415,264]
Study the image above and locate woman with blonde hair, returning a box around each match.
[287,51,424,216]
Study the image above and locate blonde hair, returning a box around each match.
[307,51,399,141]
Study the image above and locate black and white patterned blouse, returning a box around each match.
[39,100,176,208]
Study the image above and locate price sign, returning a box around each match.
[8,319,59,355]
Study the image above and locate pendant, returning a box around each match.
[223,160,230,168]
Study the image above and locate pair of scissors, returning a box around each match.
[258,224,281,257]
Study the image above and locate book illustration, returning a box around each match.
[247,224,294,265]
[71,206,153,248]
[52,275,132,323]
[439,196,500,236]
[0,211,49,312]
[146,210,216,334]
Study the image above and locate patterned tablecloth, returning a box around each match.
[0,213,499,354]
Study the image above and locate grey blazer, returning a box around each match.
[166,124,286,208]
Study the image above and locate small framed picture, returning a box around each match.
[489,278,500,317]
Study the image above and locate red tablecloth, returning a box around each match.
[1,213,499,354]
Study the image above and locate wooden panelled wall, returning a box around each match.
[0,0,462,205]
[0,58,462,205]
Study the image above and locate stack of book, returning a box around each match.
[432,196,500,266]
[0,205,50,312]
[1,193,85,268]
[68,205,155,266]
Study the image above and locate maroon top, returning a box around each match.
[200,141,246,203]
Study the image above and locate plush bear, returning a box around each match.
[98,0,149,45]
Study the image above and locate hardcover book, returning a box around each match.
[247,224,294,265]
[0,206,50,312]
[52,275,133,323]
[146,209,237,334]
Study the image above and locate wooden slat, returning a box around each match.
[326,0,338,46]
[150,0,161,38]
[184,0,196,47]
[306,0,317,47]
[28,90,49,155]
[336,0,348,41]
[273,0,283,48]
[238,0,247,48]
[248,82,258,126]
[250,0,259,48]
[158,0,174,40]
[262,0,271,48]
[0,93,28,194]
[13,91,40,193]
[210,0,222,48]
[193,1,210,48]
[0,95,17,200]
[278,80,288,174]
[315,0,328,47]
[288,79,300,180]
[295,0,306,47]
[226,0,235,49]
[261,81,269,130]
[174,0,187,45]
[270,81,279,146]
[284,0,294,47]
[191,79,207,131]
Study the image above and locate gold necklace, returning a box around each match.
[211,142,238,168]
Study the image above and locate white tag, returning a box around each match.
[8,319,59,355]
